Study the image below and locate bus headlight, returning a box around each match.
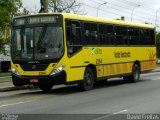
[50,64,65,75]
[11,68,20,76]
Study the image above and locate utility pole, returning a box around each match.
[39,0,48,13]
[131,5,140,22]
[155,8,160,26]
[97,2,107,17]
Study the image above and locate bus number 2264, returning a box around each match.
[96,59,102,64]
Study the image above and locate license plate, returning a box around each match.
[30,79,39,83]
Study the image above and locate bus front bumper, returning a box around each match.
[12,71,66,86]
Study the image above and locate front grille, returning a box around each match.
[20,63,49,71]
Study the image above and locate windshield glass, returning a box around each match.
[35,26,63,60]
[11,26,64,60]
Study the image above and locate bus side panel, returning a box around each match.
[65,50,86,82]
[94,46,156,78]
[68,67,85,82]
[65,46,156,82]
[96,63,133,77]
[140,61,157,71]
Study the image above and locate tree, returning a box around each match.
[21,8,30,15]
[156,32,160,58]
[48,0,85,14]
[0,0,22,29]
[0,0,22,52]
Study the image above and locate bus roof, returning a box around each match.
[15,13,155,29]
[61,13,155,29]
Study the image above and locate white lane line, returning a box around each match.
[113,109,128,114]
[92,114,111,120]
[0,100,34,108]
[93,109,128,120]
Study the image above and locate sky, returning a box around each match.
[22,0,160,29]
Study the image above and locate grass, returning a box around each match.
[0,72,11,83]
[0,72,11,77]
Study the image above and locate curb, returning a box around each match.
[0,86,28,92]
[0,86,38,92]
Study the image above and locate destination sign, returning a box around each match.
[28,16,57,24]
[14,15,60,26]
[14,18,25,26]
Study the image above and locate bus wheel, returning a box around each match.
[131,64,140,82]
[79,68,94,91]
[39,84,53,92]
[12,78,22,86]
[123,64,140,83]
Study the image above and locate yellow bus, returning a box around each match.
[11,13,156,91]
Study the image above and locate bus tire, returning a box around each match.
[79,68,94,91]
[39,84,53,92]
[131,64,140,82]
[12,79,22,86]
[123,64,140,83]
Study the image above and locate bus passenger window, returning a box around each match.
[128,27,139,45]
[150,30,155,45]
[66,20,82,56]
[140,29,147,45]
[84,23,98,45]
[85,30,89,36]
[91,24,98,44]
[66,27,72,45]
[114,26,128,45]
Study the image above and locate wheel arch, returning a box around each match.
[133,60,141,72]
[86,64,97,81]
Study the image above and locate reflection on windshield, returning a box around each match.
[22,28,33,59]
[11,26,63,60]
[35,26,63,59]
[12,28,34,60]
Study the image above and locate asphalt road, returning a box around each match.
[0,72,160,119]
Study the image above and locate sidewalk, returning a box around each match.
[0,67,160,92]
[0,77,32,92]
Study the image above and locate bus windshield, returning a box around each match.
[11,16,63,61]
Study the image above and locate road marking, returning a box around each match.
[0,100,34,108]
[93,109,128,120]
[93,114,111,120]
[113,109,128,114]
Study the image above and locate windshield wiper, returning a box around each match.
[38,25,48,45]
